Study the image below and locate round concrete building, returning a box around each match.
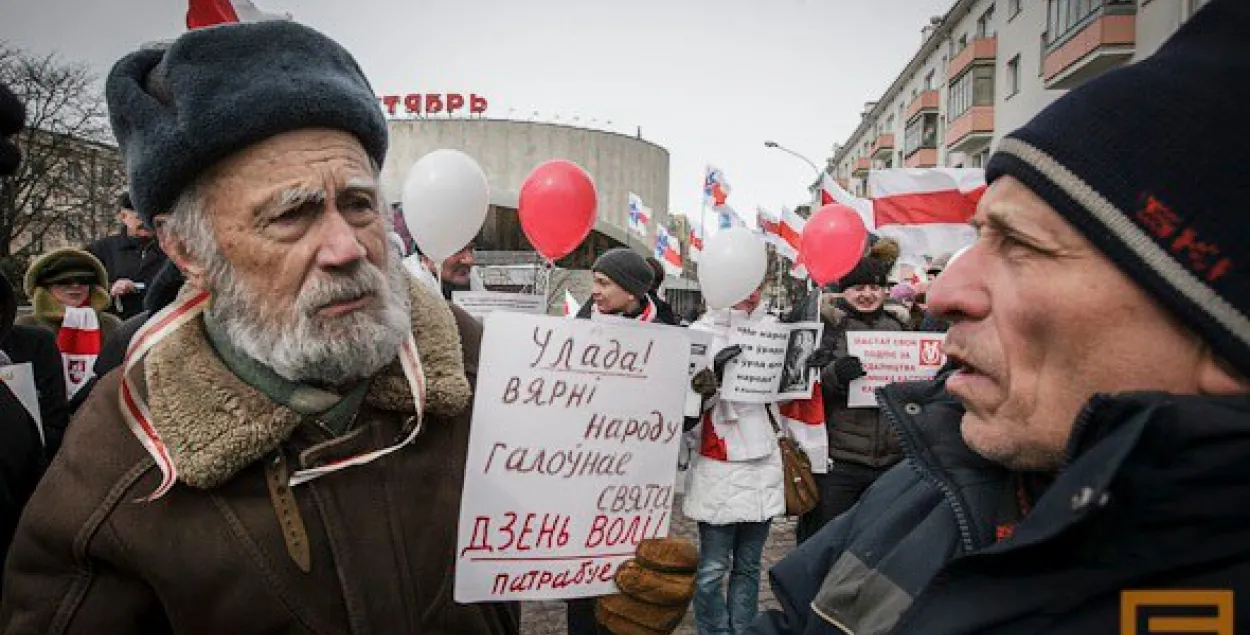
[380,119,671,270]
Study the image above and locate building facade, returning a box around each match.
[381,119,672,271]
[829,0,1214,197]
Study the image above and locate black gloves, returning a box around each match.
[805,346,835,370]
[832,356,867,385]
[712,345,743,383]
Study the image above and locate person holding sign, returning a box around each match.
[682,285,784,635]
[567,247,676,635]
[796,256,911,544]
[0,22,517,635]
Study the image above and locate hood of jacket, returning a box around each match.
[143,276,472,489]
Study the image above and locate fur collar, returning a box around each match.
[144,277,471,489]
[820,295,911,328]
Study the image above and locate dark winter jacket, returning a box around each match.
[0,275,47,599]
[818,297,909,469]
[85,233,168,320]
[0,270,67,455]
[752,381,1250,635]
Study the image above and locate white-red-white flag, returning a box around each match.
[187,0,289,29]
[778,388,827,474]
[820,173,875,231]
[868,168,984,268]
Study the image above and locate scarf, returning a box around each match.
[586,295,657,322]
[57,306,101,398]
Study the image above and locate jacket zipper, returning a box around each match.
[811,602,856,634]
[879,393,978,553]
[1059,394,1108,471]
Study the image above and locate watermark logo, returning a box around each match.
[1121,590,1233,635]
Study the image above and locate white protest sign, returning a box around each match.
[846,331,948,407]
[0,363,43,445]
[456,313,690,602]
[720,321,823,403]
[588,313,712,418]
[452,290,548,321]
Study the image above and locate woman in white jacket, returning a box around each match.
[683,288,784,635]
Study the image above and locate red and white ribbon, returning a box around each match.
[119,291,427,501]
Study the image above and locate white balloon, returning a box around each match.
[698,227,767,309]
[401,149,490,262]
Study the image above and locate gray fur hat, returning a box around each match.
[105,21,388,224]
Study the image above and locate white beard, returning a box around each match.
[207,249,411,384]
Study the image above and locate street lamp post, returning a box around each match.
[764,140,827,306]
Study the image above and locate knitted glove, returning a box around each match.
[596,538,698,635]
[712,345,743,383]
[832,356,867,384]
[805,346,835,370]
[690,368,717,397]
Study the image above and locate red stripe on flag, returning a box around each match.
[820,190,834,206]
[873,187,985,227]
[187,0,240,29]
[777,222,802,252]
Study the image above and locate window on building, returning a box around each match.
[905,112,939,155]
[1046,0,1119,46]
[1007,54,1021,97]
[948,65,996,118]
[924,70,935,91]
[1009,0,1022,20]
[885,114,895,134]
[957,34,969,53]
[976,4,996,38]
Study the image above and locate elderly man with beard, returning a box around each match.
[0,21,517,635]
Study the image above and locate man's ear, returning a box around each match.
[160,233,209,291]
[1197,346,1250,395]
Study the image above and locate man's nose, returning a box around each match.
[314,209,367,269]
[926,246,989,322]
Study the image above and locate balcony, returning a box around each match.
[948,37,997,82]
[905,90,940,122]
[870,134,895,159]
[1043,3,1136,90]
[946,106,995,153]
[852,157,871,177]
[904,148,938,169]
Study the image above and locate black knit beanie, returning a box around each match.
[986,0,1250,377]
[105,21,388,224]
[838,258,888,290]
[593,248,654,301]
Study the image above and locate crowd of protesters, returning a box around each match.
[0,1,1248,634]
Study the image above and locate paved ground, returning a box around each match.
[519,495,797,634]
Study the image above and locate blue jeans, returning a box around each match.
[694,520,772,635]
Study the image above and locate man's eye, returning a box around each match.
[342,196,376,213]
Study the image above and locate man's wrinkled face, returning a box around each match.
[194,128,410,384]
[592,272,636,315]
[927,176,1207,471]
[844,283,886,313]
[119,209,153,240]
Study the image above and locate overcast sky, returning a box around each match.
[2,0,952,232]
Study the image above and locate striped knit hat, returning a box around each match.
[986,0,1250,377]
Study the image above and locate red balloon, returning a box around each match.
[800,204,869,286]
[518,160,597,260]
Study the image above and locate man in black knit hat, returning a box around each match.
[576,247,675,325]
[742,1,1250,633]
